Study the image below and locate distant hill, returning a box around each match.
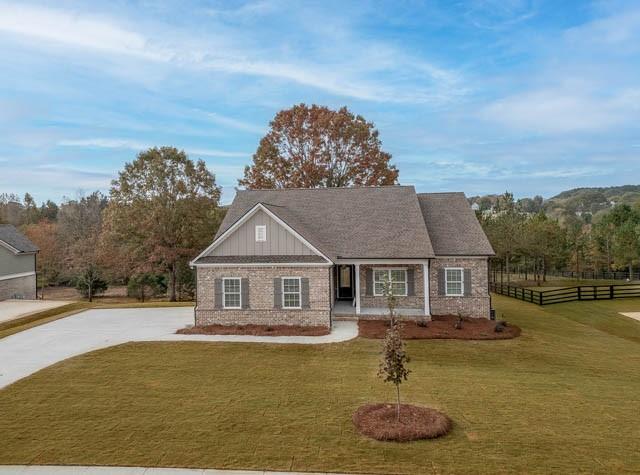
[469,185,640,222]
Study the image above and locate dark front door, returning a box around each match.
[337,265,354,300]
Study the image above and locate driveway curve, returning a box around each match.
[0,307,357,389]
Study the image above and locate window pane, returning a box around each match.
[447,282,462,295]
[283,293,300,308]
[392,282,406,295]
[446,269,462,283]
[224,293,240,307]
[374,270,388,282]
[224,279,240,292]
[390,270,406,283]
[374,282,385,295]
[283,278,300,292]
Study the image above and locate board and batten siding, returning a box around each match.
[0,245,35,276]
[207,209,316,257]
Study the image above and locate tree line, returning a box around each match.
[480,192,640,284]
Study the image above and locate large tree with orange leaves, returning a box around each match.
[239,104,398,189]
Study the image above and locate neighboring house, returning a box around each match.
[191,186,494,328]
[0,224,39,300]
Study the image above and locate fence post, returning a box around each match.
[539,292,543,305]
[593,285,596,300]
[610,285,614,299]
[577,287,581,301]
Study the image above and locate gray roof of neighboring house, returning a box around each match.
[215,186,435,260]
[417,192,494,256]
[194,255,328,264]
[0,224,39,253]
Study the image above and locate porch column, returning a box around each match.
[423,261,431,316]
[355,263,361,315]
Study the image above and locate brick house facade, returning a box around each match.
[192,187,495,327]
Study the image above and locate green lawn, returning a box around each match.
[1,297,639,474]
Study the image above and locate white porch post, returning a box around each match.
[423,261,431,316]
[355,263,361,315]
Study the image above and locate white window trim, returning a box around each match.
[223,277,242,309]
[444,267,464,297]
[281,276,302,309]
[255,224,266,242]
[372,267,408,297]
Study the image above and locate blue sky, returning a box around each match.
[1,0,639,204]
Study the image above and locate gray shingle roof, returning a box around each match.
[216,186,435,260]
[194,255,328,264]
[0,224,39,253]
[417,192,494,256]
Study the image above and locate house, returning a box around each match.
[0,224,39,300]
[191,186,494,328]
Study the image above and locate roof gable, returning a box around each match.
[214,186,435,260]
[192,203,331,264]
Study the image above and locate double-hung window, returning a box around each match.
[445,268,464,296]
[282,277,301,309]
[373,269,407,296]
[223,277,241,309]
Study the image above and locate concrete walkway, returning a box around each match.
[0,466,351,474]
[0,307,357,389]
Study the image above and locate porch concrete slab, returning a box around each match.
[0,299,73,323]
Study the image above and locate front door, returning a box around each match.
[337,265,354,300]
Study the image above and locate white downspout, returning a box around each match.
[423,261,431,317]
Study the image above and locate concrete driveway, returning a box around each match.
[0,307,357,390]
[0,299,73,324]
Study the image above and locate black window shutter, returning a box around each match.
[214,278,223,309]
[241,278,249,309]
[407,268,415,296]
[437,269,445,296]
[273,277,282,308]
[464,269,472,296]
[365,268,373,296]
[301,278,310,308]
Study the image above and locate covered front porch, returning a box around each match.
[330,260,431,319]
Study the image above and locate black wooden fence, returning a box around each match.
[490,282,640,305]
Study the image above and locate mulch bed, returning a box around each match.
[358,315,521,340]
[177,324,330,336]
[353,403,452,442]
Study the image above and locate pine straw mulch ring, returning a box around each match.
[358,315,521,340]
[353,403,452,442]
[177,324,330,336]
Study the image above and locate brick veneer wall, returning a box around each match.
[196,266,332,327]
[429,257,490,318]
[358,264,425,310]
[0,274,36,300]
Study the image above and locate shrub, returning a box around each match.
[74,267,108,302]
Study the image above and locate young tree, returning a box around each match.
[239,104,398,189]
[106,147,221,301]
[127,273,167,302]
[378,280,410,422]
[75,266,108,301]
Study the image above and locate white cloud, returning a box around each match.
[479,88,640,133]
[0,2,465,103]
[58,138,248,158]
